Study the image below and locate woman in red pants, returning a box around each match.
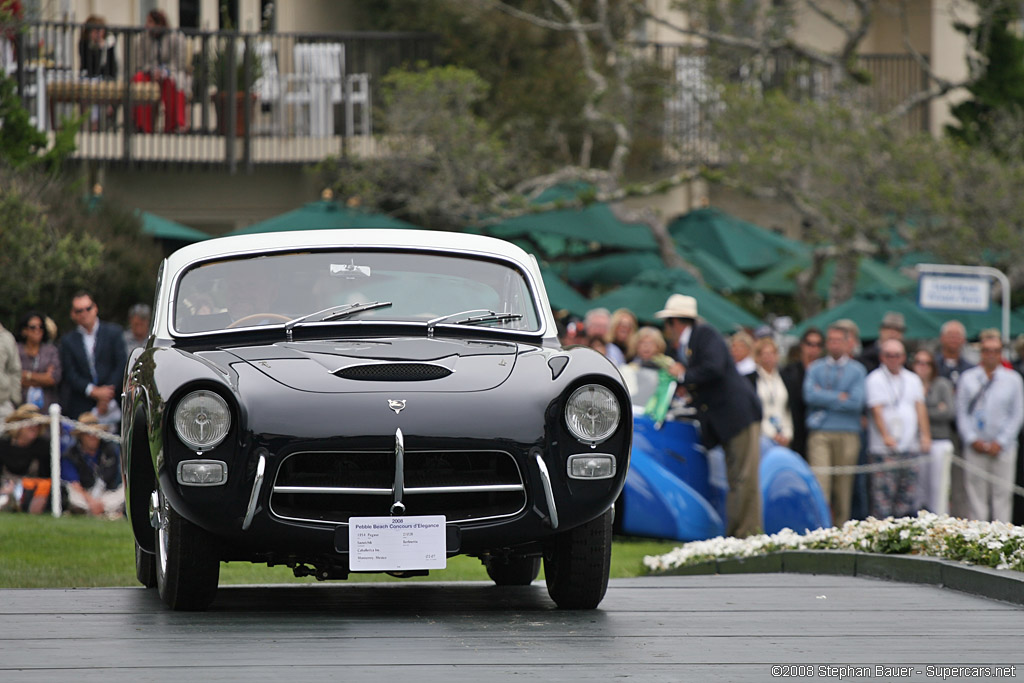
[131,9,189,133]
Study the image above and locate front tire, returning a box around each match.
[484,555,541,586]
[543,508,612,609]
[155,489,220,610]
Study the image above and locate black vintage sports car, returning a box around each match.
[122,229,631,610]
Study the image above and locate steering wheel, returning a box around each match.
[226,313,291,329]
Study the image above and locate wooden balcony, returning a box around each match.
[9,21,437,172]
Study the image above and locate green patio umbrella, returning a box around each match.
[138,211,211,242]
[84,190,210,243]
[676,246,752,293]
[539,267,591,319]
[589,268,762,334]
[669,207,808,274]
[562,252,665,287]
[230,199,419,235]
[478,203,659,255]
[791,293,944,341]
[560,248,750,293]
[748,254,916,298]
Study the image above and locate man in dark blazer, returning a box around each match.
[59,292,128,423]
[657,294,763,537]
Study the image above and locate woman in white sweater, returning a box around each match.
[753,337,793,448]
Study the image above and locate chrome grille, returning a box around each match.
[333,363,452,381]
[270,449,525,524]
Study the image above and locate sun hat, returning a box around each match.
[72,412,107,437]
[654,294,698,320]
[5,403,40,424]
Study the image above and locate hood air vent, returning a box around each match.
[333,363,452,382]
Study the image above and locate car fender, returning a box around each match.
[123,346,239,548]
[760,445,832,535]
[620,448,725,541]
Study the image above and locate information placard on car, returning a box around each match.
[348,516,447,571]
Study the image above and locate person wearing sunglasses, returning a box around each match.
[16,311,61,411]
[955,329,1024,522]
[58,292,128,427]
[865,339,930,519]
[780,327,824,459]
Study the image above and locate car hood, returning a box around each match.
[218,337,521,393]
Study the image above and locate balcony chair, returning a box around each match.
[252,39,283,135]
[284,42,344,137]
[344,72,371,137]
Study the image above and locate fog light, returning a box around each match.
[177,460,228,486]
[567,454,615,479]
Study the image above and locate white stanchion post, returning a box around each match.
[936,443,952,517]
[49,403,62,518]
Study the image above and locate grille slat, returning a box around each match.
[333,363,452,381]
[270,449,526,524]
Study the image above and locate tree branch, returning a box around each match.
[482,0,602,32]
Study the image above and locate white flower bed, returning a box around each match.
[643,512,1024,573]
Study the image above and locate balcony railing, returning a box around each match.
[633,42,932,166]
[6,21,437,171]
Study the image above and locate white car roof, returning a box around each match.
[165,229,535,273]
[156,229,558,340]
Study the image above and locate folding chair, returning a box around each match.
[285,42,344,137]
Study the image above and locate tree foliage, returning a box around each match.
[316,64,520,230]
[946,0,1024,153]
[0,164,163,331]
[325,0,1022,319]
[0,74,79,174]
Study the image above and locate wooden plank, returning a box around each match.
[0,575,1019,681]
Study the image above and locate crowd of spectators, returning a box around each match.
[4,285,1023,535]
[559,302,1024,536]
[0,292,151,518]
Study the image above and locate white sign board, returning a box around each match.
[918,274,990,312]
[348,515,447,571]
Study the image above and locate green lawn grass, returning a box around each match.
[0,514,679,588]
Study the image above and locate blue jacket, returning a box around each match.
[680,323,762,447]
[803,356,866,433]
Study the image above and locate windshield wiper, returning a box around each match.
[285,301,393,340]
[426,309,523,337]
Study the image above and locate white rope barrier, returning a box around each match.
[2,407,122,517]
[811,451,1024,500]
[811,454,931,476]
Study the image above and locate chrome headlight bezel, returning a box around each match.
[173,389,231,452]
[564,383,621,446]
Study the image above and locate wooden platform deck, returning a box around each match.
[1,574,1021,682]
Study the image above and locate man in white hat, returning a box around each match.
[656,294,763,537]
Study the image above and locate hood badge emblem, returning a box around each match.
[388,399,406,415]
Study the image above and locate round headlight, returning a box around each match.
[565,384,620,445]
[174,390,231,451]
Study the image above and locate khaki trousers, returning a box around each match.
[807,430,861,526]
[724,421,762,538]
[963,443,1018,522]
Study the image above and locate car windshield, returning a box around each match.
[173,250,542,334]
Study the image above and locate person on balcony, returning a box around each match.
[131,9,189,133]
[78,15,118,131]
[79,15,117,79]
